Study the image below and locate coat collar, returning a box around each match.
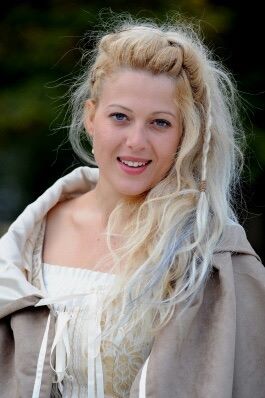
[0,167,98,309]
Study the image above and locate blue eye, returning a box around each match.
[154,119,171,128]
[110,112,127,121]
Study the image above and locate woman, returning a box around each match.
[0,16,265,398]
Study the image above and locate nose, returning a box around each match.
[125,123,147,150]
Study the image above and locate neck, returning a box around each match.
[90,178,146,228]
[91,185,120,227]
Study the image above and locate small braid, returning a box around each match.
[200,84,212,192]
[195,84,211,237]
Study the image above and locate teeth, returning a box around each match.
[121,159,148,167]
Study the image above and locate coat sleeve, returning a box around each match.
[232,252,265,397]
[0,296,55,398]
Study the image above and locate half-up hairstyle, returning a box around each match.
[68,15,245,347]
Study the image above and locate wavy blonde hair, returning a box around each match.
[68,15,245,346]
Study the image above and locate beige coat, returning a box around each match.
[0,166,265,398]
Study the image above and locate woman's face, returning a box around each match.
[84,68,182,200]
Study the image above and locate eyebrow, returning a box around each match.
[106,104,177,119]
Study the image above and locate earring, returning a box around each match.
[91,135,94,155]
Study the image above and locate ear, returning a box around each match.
[84,99,96,137]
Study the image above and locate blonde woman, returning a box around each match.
[1,15,265,398]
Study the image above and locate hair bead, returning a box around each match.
[199,180,207,192]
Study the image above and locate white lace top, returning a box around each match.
[42,263,115,397]
[32,217,154,398]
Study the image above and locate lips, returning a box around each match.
[117,156,152,175]
[117,157,152,168]
[117,156,152,163]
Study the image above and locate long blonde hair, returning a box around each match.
[68,15,245,345]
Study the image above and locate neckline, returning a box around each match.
[42,262,116,277]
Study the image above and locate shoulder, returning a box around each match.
[45,198,73,228]
[43,190,97,256]
[45,190,96,233]
[213,220,262,267]
[44,197,80,250]
[214,221,261,258]
[210,220,265,302]
[210,220,265,311]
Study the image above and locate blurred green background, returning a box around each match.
[1,1,264,262]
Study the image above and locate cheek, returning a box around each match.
[94,128,122,154]
[157,138,179,164]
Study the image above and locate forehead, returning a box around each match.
[98,68,177,110]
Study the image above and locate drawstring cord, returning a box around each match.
[50,310,71,393]
[32,292,105,398]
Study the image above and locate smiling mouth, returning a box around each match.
[117,157,152,168]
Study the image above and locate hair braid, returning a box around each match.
[200,84,212,190]
[195,83,212,238]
